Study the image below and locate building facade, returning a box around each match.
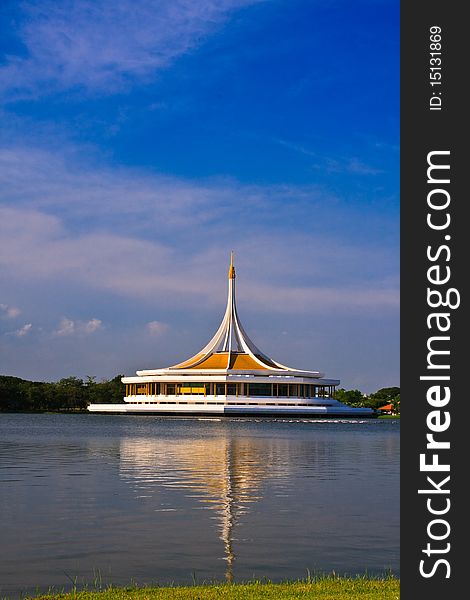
[88,255,375,418]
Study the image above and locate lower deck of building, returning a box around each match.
[125,381,337,401]
[124,396,336,407]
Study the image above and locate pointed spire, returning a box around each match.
[228,251,236,279]
[166,255,305,372]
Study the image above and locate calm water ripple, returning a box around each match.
[0,414,399,598]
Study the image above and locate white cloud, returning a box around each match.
[0,146,265,229]
[0,145,398,316]
[14,323,33,337]
[0,303,21,319]
[54,318,76,336]
[146,321,169,336]
[54,317,103,336]
[1,0,261,98]
[0,204,398,315]
[0,144,395,246]
[0,152,398,317]
[0,145,395,244]
[84,318,103,334]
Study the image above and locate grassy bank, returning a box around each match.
[30,577,399,600]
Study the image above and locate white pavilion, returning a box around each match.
[87,255,376,418]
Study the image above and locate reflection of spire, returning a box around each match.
[221,442,235,582]
[119,433,284,580]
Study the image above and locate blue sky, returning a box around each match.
[0,0,399,392]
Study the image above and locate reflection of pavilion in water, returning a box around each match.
[119,432,290,581]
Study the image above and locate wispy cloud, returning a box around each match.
[0,146,235,228]
[1,144,395,241]
[146,321,169,336]
[1,0,260,99]
[273,137,318,157]
[14,323,33,337]
[0,204,398,315]
[0,141,398,317]
[322,157,384,176]
[0,303,21,319]
[273,137,384,175]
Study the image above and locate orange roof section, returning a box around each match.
[229,353,271,370]
[174,352,271,371]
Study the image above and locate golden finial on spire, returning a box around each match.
[228,251,236,279]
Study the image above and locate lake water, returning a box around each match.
[0,414,399,597]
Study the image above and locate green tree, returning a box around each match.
[92,375,125,404]
[0,376,26,411]
[0,374,127,411]
[54,377,87,410]
[367,387,400,411]
[335,388,365,407]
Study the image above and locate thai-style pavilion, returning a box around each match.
[87,254,375,417]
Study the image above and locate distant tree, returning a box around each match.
[367,387,400,411]
[0,376,26,411]
[51,377,86,410]
[90,375,125,404]
[19,380,47,411]
[335,386,400,412]
[0,374,126,411]
[371,387,400,402]
[0,375,52,411]
[85,375,99,404]
[335,388,366,407]
[392,394,400,414]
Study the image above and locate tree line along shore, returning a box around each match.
[0,374,400,414]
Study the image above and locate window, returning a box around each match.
[249,383,272,396]
[178,382,207,395]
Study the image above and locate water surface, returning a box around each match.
[0,414,399,597]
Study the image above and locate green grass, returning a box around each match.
[28,576,399,600]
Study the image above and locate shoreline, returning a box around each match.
[26,576,400,599]
[0,409,400,418]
